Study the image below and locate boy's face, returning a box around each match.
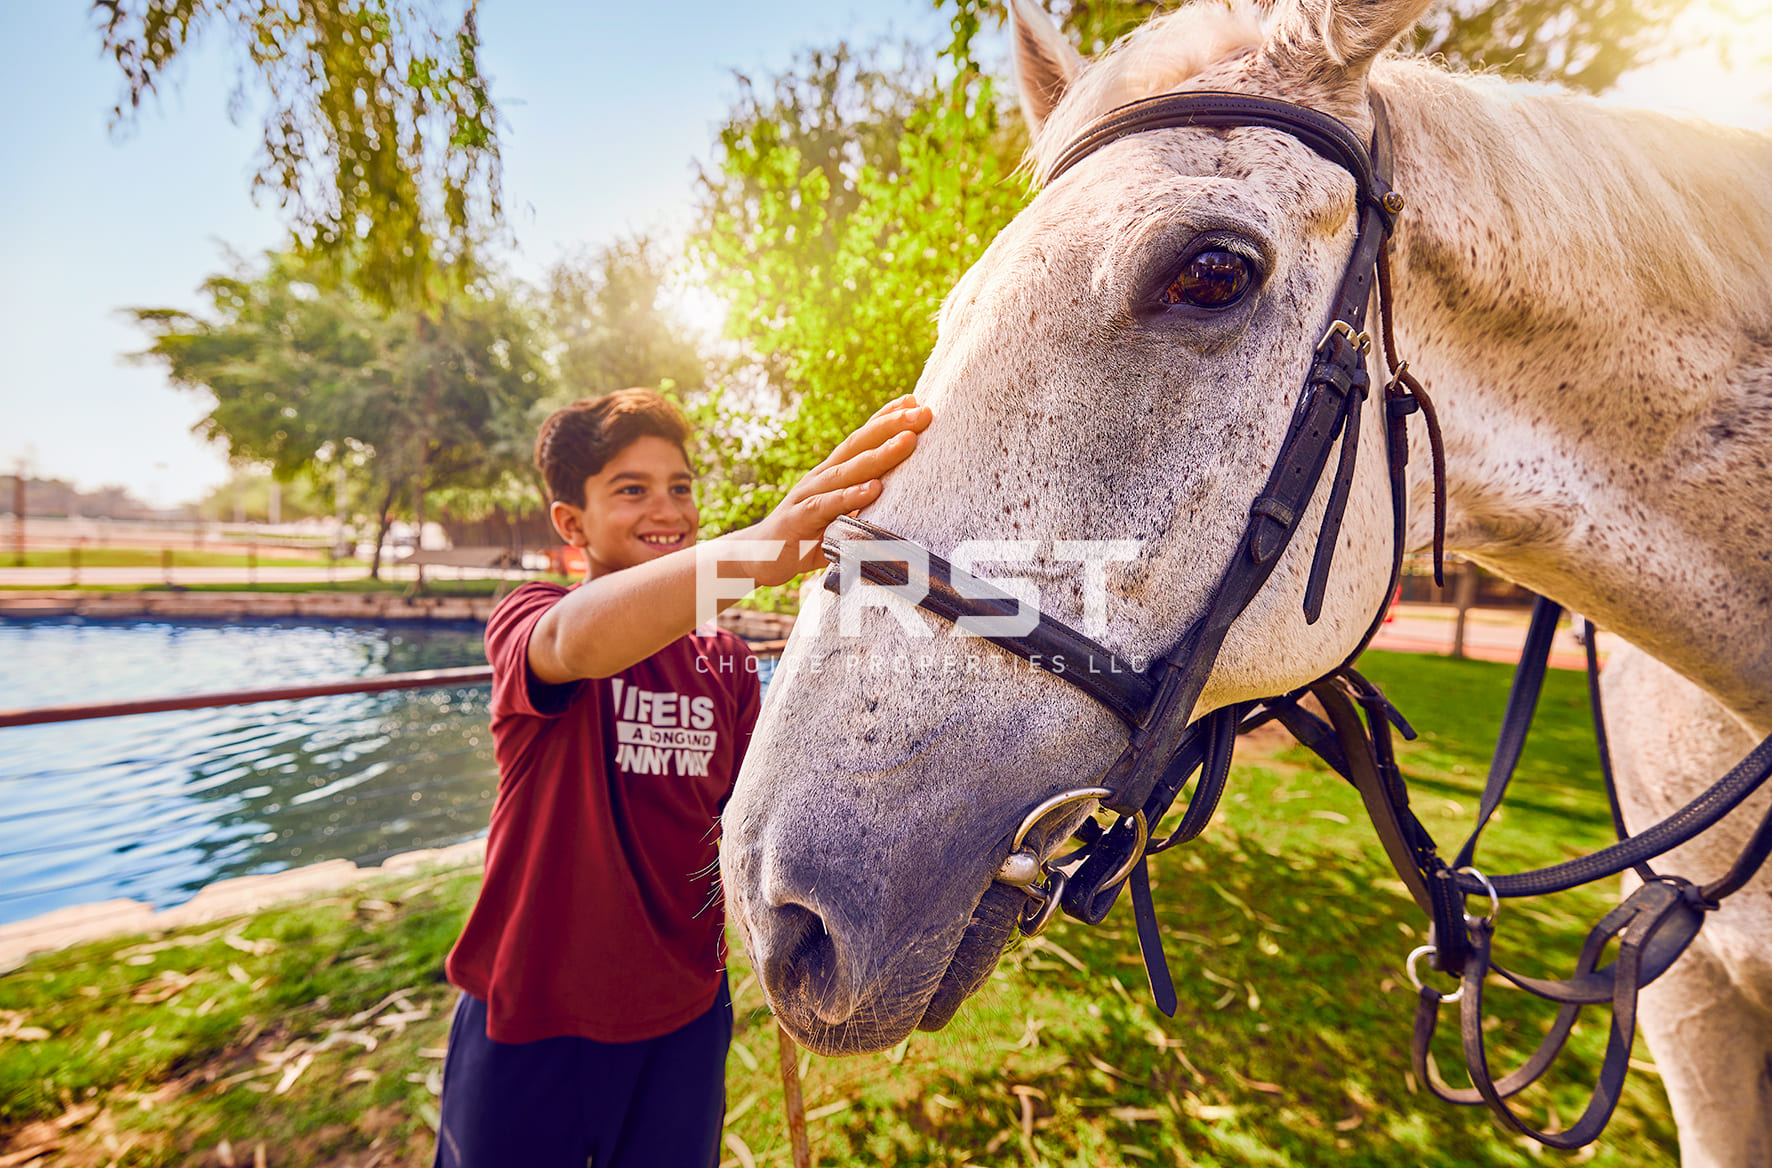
[551,434,698,579]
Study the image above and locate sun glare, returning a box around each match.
[1603,1,1772,130]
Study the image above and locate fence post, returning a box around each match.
[10,467,23,567]
[249,543,258,589]
[162,547,173,588]
[71,540,82,587]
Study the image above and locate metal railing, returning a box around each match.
[0,666,494,728]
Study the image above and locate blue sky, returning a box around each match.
[1,3,1766,509]
[0,1,950,508]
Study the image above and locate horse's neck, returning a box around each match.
[1375,62,1772,732]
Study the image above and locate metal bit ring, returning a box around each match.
[1018,870,1069,936]
[1406,944,1464,1004]
[1008,786,1114,855]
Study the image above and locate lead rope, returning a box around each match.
[775,1020,812,1168]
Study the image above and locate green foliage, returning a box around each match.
[548,237,709,401]
[95,0,502,307]
[127,250,554,569]
[693,6,1032,533]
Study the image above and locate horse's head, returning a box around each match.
[723,0,1436,1054]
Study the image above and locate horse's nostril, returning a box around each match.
[770,903,852,1025]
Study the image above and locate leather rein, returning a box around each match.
[817,89,1772,1149]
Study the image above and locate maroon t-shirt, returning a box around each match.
[445,581,761,1044]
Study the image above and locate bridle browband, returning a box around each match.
[819,89,1772,1149]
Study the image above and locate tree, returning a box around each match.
[95,0,502,307]
[548,238,708,401]
[692,5,1028,533]
[128,251,553,576]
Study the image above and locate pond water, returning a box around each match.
[3,617,779,929]
[0,617,502,927]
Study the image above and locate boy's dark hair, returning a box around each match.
[535,389,692,507]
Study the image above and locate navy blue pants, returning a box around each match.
[433,979,731,1168]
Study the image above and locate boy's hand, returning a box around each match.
[748,395,931,585]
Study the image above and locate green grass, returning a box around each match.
[0,576,574,596]
[10,548,331,569]
[0,651,1676,1166]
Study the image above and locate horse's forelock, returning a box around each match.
[1028,1,1267,184]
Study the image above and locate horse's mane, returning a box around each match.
[1027,3,1772,322]
[1375,59,1772,322]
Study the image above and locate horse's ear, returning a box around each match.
[1010,0,1082,135]
[1267,0,1433,77]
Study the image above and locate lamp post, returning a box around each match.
[11,458,25,568]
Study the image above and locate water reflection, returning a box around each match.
[0,619,495,926]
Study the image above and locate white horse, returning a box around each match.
[720,1,1772,1162]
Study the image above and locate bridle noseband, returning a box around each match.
[817,88,1772,1149]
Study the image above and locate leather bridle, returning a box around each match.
[818,88,1772,1149]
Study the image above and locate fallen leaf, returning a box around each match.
[723,1091,759,1127]
[224,934,277,956]
[53,1101,99,1131]
[1030,937,1089,974]
[722,1132,756,1168]
[0,1011,50,1042]
[1086,1054,1134,1082]
[274,1051,315,1095]
[349,987,425,1026]
[0,1140,63,1167]
[1229,1069,1283,1095]
[228,963,251,985]
[1108,1107,1165,1122]
[805,1100,849,1122]
[131,970,199,1004]
[344,1068,377,1085]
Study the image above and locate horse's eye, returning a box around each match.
[1162,249,1255,309]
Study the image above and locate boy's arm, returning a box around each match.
[528,395,932,684]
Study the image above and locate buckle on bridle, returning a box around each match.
[1317,319,1372,356]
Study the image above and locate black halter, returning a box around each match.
[820,90,1772,1149]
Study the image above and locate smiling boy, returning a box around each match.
[434,388,929,1168]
